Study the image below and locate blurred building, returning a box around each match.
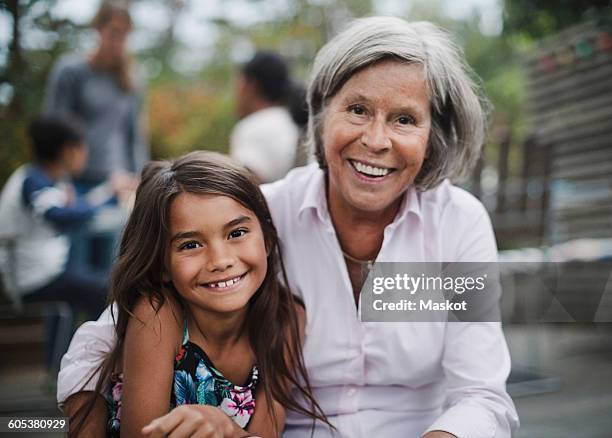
[489,20,612,248]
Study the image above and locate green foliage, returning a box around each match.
[502,0,611,40]
[147,79,235,158]
[1,0,598,188]
[0,0,83,184]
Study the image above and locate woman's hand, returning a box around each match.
[142,405,250,438]
[63,391,108,438]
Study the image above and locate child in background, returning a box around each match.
[71,152,329,437]
[0,114,129,367]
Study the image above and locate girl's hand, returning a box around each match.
[142,405,249,438]
[422,432,457,438]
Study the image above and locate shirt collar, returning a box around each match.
[298,165,331,227]
[388,185,422,231]
[298,165,422,229]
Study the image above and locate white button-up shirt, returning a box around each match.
[57,164,518,437]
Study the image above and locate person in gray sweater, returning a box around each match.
[44,2,148,186]
[44,2,146,272]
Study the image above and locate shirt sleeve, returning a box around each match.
[424,210,520,438]
[57,306,117,405]
[22,176,109,231]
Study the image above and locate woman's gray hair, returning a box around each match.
[306,16,489,191]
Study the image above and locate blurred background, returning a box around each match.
[1,0,612,437]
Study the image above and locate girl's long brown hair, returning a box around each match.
[71,151,331,435]
[89,2,133,92]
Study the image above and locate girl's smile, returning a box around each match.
[200,272,249,292]
[168,193,268,316]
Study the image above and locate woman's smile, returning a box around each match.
[322,60,431,217]
[348,159,396,180]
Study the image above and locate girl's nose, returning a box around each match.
[206,243,236,272]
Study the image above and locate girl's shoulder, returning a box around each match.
[129,293,184,345]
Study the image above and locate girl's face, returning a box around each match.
[167,193,268,317]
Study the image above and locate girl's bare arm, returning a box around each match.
[142,303,307,438]
[121,297,183,437]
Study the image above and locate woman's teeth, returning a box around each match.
[205,274,244,289]
[351,160,391,177]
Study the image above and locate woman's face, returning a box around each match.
[322,60,431,217]
[97,14,130,63]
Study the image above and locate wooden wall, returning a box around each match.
[493,22,612,247]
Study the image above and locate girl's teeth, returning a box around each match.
[208,275,242,288]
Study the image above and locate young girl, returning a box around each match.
[72,151,329,437]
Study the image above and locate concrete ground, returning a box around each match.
[0,324,611,437]
[507,324,612,438]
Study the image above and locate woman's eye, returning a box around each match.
[179,241,201,251]
[397,115,415,125]
[229,229,248,239]
[349,105,366,116]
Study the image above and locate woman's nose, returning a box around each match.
[361,117,392,151]
[206,243,236,272]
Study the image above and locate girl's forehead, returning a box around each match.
[169,192,257,231]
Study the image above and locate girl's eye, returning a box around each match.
[349,105,366,116]
[179,241,201,251]
[397,115,415,125]
[228,229,248,239]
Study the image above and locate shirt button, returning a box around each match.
[347,387,357,397]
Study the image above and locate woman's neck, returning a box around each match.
[328,190,401,261]
[89,48,120,70]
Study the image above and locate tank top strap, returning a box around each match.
[182,320,189,346]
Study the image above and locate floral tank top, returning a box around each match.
[106,322,259,436]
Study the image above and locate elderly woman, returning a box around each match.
[57,17,518,438]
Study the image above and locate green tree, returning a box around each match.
[0,0,83,184]
[502,0,611,39]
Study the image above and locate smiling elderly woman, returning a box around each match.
[269,17,519,437]
[57,16,518,438]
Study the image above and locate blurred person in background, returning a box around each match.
[0,114,128,370]
[44,1,146,274]
[286,81,312,166]
[230,51,301,183]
